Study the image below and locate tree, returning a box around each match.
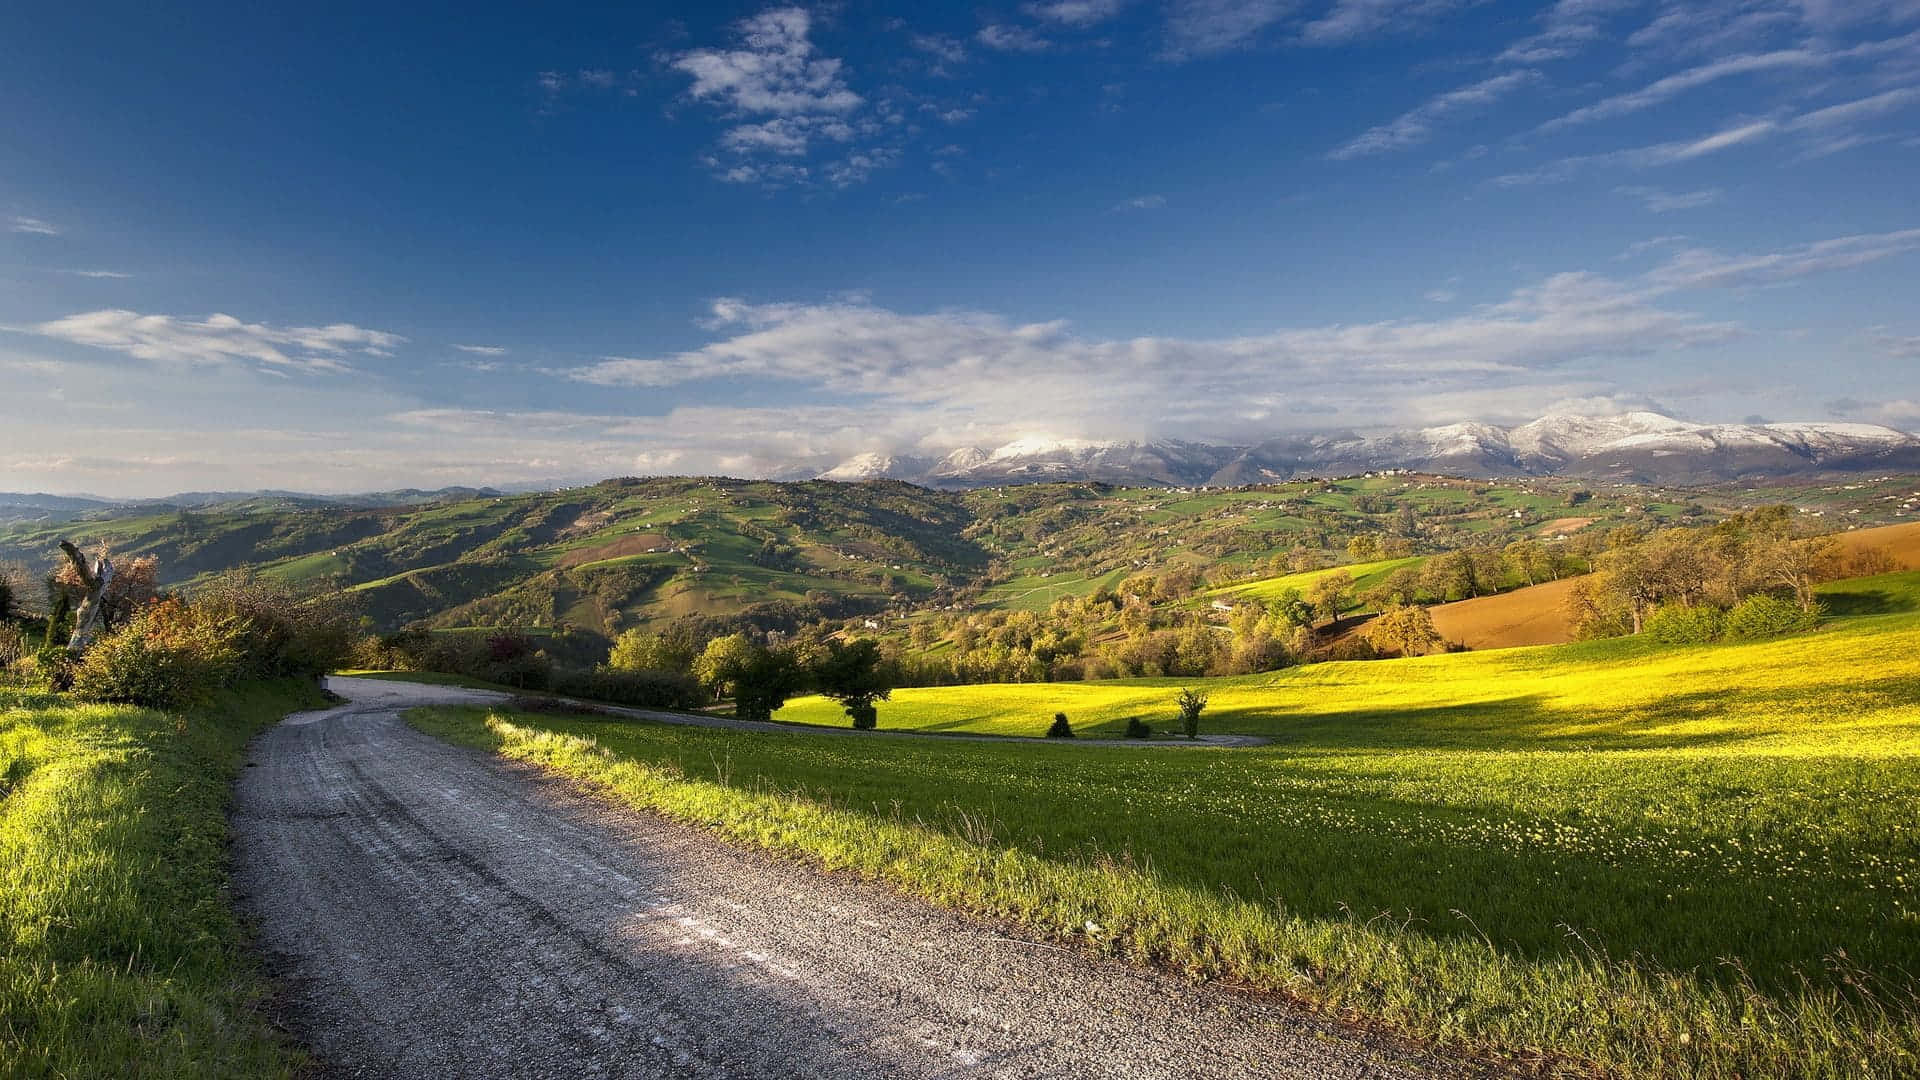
[0,562,37,623]
[811,638,893,729]
[692,633,758,700]
[1366,603,1443,657]
[1304,571,1353,626]
[1745,533,1834,613]
[607,629,694,675]
[1175,688,1208,740]
[1045,712,1074,738]
[1345,535,1381,562]
[732,645,810,722]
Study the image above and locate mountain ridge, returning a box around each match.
[820,413,1920,488]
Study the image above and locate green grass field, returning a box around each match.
[0,680,324,1079]
[1208,556,1423,604]
[411,594,1920,1077]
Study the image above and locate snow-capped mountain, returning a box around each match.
[814,413,1920,489]
[816,452,933,482]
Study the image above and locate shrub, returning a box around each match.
[194,571,359,678]
[1123,717,1152,739]
[1045,711,1074,738]
[549,667,706,711]
[1725,594,1821,640]
[1176,688,1208,740]
[71,599,244,708]
[1645,604,1726,645]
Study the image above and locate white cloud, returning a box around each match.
[1643,228,1920,290]
[1536,49,1823,134]
[1492,118,1779,185]
[453,344,509,356]
[1330,71,1541,159]
[1787,86,1920,129]
[671,9,861,116]
[908,33,969,65]
[1023,0,1127,27]
[54,269,132,279]
[1301,0,1470,46]
[8,216,59,235]
[1113,193,1167,210]
[1499,0,1638,63]
[31,310,405,374]
[1616,185,1724,212]
[1162,0,1296,59]
[976,24,1052,52]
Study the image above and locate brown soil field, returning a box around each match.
[556,533,671,568]
[1428,521,1920,653]
[1428,577,1582,651]
[1535,517,1594,536]
[1832,520,1920,568]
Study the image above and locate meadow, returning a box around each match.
[0,681,322,1079]
[413,589,1920,1077]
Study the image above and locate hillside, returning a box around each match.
[3,472,1915,649]
[1419,519,1920,652]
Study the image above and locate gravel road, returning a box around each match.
[231,680,1462,1079]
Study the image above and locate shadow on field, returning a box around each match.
[1819,589,1917,616]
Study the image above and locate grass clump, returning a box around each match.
[0,680,321,1078]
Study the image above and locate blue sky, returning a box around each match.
[3,0,1918,495]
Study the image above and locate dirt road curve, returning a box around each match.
[232,680,1457,1079]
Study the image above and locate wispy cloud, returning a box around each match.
[1499,0,1638,64]
[453,344,509,356]
[1162,0,1295,59]
[1301,0,1470,46]
[1616,185,1724,212]
[1023,0,1127,27]
[1492,118,1778,185]
[1536,49,1822,134]
[8,216,59,236]
[32,310,405,374]
[1113,193,1167,210]
[908,33,969,66]
[54,269,133,279]
[1643,228,1920,290]
[1786,85,1920,131]
[1331,70,1541,159]
[976,24,1052,52]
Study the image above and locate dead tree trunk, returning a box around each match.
[59,540,114,655]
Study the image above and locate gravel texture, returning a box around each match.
[231,679,1465,1079]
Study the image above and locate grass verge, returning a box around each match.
[410,702,1919,1079]
[0,680,324,1079]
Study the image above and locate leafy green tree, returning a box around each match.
[607,629,694,675]
[1365,603,1443,657]
[811,638,893,729]
[732,645,810,722]
[692,633,757,699]
[1305,571,1353,626]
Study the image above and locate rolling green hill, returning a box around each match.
[3,472,1912,649]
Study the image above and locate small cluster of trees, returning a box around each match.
[1562,508,1877,641]
[607,628,896,726]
